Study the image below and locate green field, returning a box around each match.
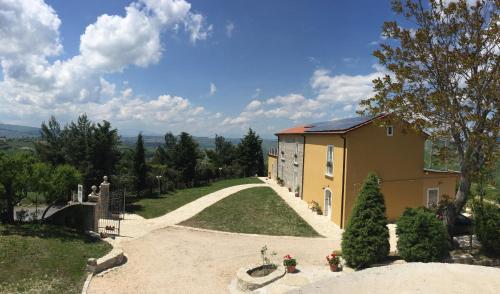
[180,187,320,237]
[0,224,111,293]
[127,177,263,218]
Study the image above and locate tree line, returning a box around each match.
[0,115,266,223]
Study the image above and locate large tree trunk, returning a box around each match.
[5,196,14,223]
[445,163,472,237]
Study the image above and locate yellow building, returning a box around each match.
[269,115,459,228]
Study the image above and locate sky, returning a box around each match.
[0,0,399,138]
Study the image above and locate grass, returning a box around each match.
[127,177,263,219]
[179,187,320,237]
[0,223,111,294]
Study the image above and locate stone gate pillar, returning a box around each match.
[99,176,110,218]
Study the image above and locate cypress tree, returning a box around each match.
[134,133,147,192]
[341,173,389,269]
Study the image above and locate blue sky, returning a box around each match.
[0,0,396,138]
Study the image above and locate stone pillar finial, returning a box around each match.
[88,185,99,202]
[102,175,109,185]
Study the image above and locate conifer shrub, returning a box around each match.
[396,207,449,262]
[473,201,500,256]
[341,173,389,269]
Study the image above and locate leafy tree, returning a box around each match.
[238,128,265,177]
[36,115,120,194]
[396,207,449,262]
[42,164,82,219]
[89,120,120,185]
[206,135,237,177]
[133,133,148,192]
[0,153,35,223]
[34,116,65,165]
[360,0,499,233]
[173,132,200,187]
[341,173,390,269]
[153,132,177,166]
[30,162,53,204]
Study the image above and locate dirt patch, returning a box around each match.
[248,265,277,277]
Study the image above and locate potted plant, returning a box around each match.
[295,186,300,197]
[309,201,322,215]
[326,252,341,272]
[283,254,297,273]
[288,187,292,192]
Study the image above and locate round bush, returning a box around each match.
[396,207,449,262]
[341,173,390,269]
[473,201,500,256]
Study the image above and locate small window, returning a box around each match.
[386,126,394,136]
[295,142,299,155]
[427,188,439,208]
[326,145,334,176]
[280,150,285,161]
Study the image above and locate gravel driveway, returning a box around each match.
[88,226,339,294]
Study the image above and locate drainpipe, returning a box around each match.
[300,135,306,199]
[277,135,280,180]
[340,134,347,229]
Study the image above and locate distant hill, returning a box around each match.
[0,123,41,138]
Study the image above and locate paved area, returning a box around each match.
[89,226,339,294]
[290,263,500,294]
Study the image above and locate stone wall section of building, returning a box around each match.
[277,135,304,194]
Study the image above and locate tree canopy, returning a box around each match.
[360,0,499,231]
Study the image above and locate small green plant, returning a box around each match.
[295,186,300,192]
[396,207,449,262]
[260,245,277,274]
[282,254,297,266]
[309,201,321,214]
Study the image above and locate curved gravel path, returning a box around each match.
[106,183,267,247]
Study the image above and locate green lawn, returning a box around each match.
[127,177,263,219]
[0,224,111,294]
[179,187,320,237]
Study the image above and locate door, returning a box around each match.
[324,189,332,218]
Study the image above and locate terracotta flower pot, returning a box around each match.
[329,264,339,272]
[286,265,296,273]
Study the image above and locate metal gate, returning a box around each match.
[98,190,125,235]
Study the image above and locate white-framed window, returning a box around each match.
[386,125,394,136]
[427,188,439,208]
[326,145,334,176]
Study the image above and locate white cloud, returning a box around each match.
[185,12,212,43]
[0,0,61,58]
[223,65,388,132]
[246,100,261,110]
[311,67,385,104]
[226,21,235,38]
[209,82,216,96]
[0,0,214,134]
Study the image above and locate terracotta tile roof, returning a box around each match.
[275,125,308,135]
